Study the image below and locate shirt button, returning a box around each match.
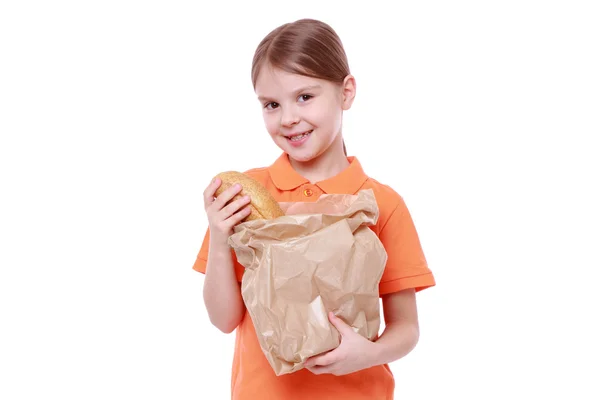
[303,188,314,197]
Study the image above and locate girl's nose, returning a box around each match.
[281,107,300,127]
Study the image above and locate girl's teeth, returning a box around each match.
[290,131,312,141]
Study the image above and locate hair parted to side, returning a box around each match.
[251,18,350,156]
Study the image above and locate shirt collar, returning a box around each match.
[268,152,369,194]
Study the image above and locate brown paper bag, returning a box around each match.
[228,189,387,376]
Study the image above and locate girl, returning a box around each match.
[194,18,435,400]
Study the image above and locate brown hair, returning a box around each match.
[251,19,350,156]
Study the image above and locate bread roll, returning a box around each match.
[214,171,285,221]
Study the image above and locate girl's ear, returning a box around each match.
[341,74,356,110]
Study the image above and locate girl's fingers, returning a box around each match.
[225,206,252,226]
[203,178,222,209]
[220,195,251,219]
[212,183,244,211]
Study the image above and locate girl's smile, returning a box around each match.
[286,130,313,146]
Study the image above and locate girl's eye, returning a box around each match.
[265,102,279,110]
[299,94,313,102]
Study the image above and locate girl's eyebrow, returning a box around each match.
[257,94,274,103]
[257,84,322,103]
[292,84,322,95]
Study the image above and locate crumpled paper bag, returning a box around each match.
[228,189,388,376]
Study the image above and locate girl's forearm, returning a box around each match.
[370,320,420,366]
[202,243,245,333]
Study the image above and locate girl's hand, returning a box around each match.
[203,177,252,246]
[304,312,378,376]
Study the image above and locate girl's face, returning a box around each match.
[255,66,355,163]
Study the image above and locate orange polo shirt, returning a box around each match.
[193,152,435,400]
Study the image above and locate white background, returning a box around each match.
[1,1,599,399]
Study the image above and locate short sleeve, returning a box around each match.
[192,228,245,282]
[378,198,435,295]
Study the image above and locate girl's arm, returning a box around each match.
[202,242,245,333]
[371,288,420,365]
[304,288,420,375]
[202,178,251,333]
